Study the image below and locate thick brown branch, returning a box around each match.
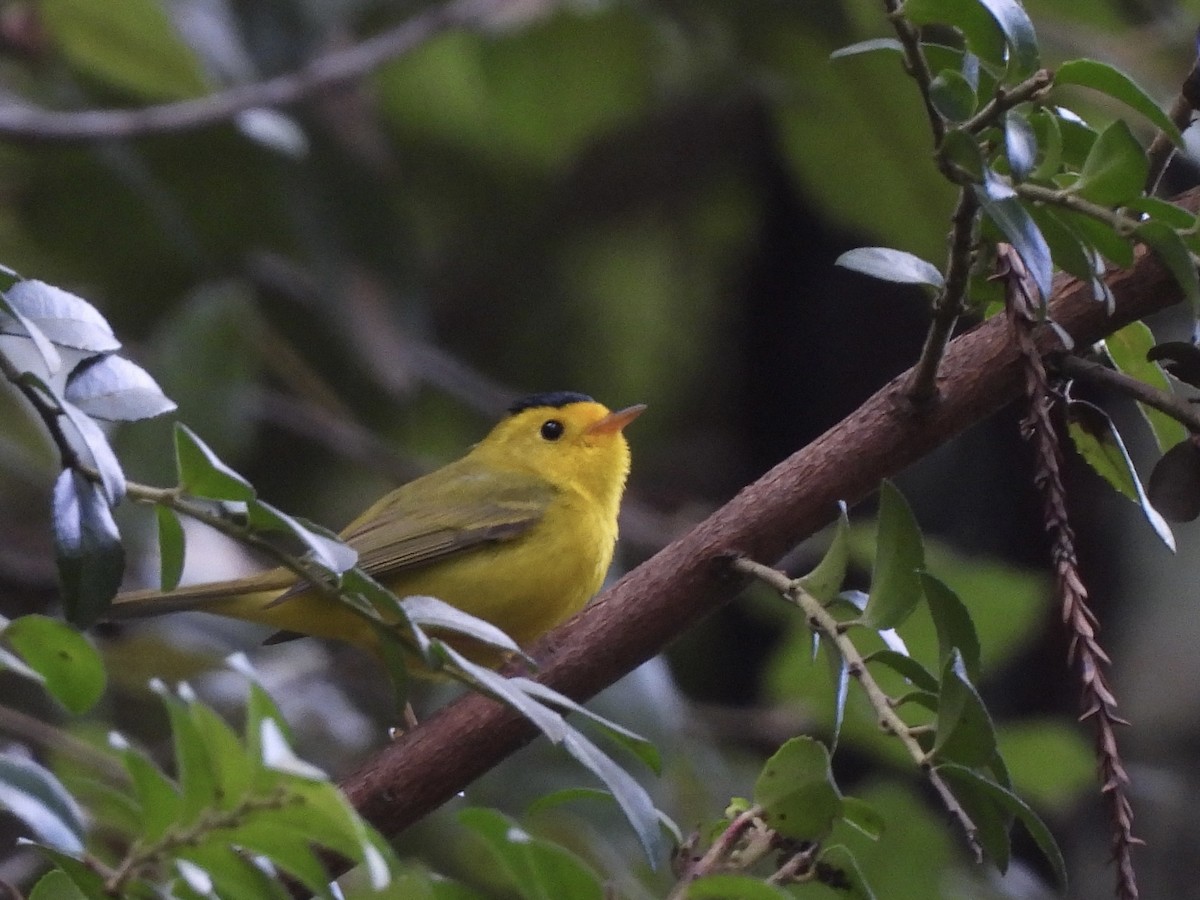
[339,190,1200,861]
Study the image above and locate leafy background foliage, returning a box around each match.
[2,0,1200,896]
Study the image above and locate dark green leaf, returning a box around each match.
[1126,196,1197,230]
[976,0,1039,74]
[937,763,1067,887]
[4,280,120,353]
[1004,112,1037,180]
[1148,341,1200,387]
[55,396,126,505]
[1070,120,1148,206]
[1148,438,1200,522]
[976,191,1053,301]
[459,807,605,900]
[29,870,90,900]
[2,615,105,713]
[941,128,986,181]
[932,650,997,767]
[1028,109,1063,180]
[799,501,851,602]
[109,732,181,844]
[830,38,904,60]
[189,700,254,811]
[1026,205,1097,282]
[0,754,86,853]
[64,354,176,421]
[1137,219,1200,312]
[525,786,617,818]
[1060,208,1133,267]
[1067,398,1175,550]
[864,649,940,692]
[863,481,925,629]
[835,247,944,289]
[221,817,336,897]
[687,875,794,899]
[1055,59,1184,146]
[904,0,1006,70]
[154,684,220,824]
[919,574,982,681]
[174,422,255,500]
[52,469,125,628]
[247,500,357,574]
[753,737,842,841]
[930,68,977,121]
[511,678,662,774]
[817,844,878,899]
[840,797,885,841]
[1103,322,1188,453]
[156,506,185,592]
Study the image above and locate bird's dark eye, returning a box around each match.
[540,419,565,441]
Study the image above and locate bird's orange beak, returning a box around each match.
[586,404,647,435]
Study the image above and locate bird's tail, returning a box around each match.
[107,570,294,620]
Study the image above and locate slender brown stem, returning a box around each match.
[1058,355,1200,434]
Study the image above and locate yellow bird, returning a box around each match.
[111,392,644,657]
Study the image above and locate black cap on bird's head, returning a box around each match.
[507,391,594,415]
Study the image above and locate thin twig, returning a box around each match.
[1145,52,1200,195]
[0,704,129,785]
[666,804,767,899]
[0,0,490,143]
[731,557,983,861]
[999,244,1140,899]
[1057,354,1200,434]
[883,0,945,145]
[960,69,1054,135]
[1014,182,1141,236]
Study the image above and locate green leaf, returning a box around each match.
[40,0,209,100]
[1055,59,1184,146]
[825,642,849,753]
[246,500,358,575]
[976,0,1039,74]
[835,247,944,289]
[402,594,523,657]
[1136,219,1200,313]
[904,0,1007,70]
[1025,205,1098,283]
[459,807,605,900]
[976,192,1053,302]
[29,870,90,900]
[1067,399,1175,551]
[64,354,176,422]
[109,732,181,844]
[1126,196,1197,230]
[799,502,851,603]
[863,481,925,629]
[1028,109,1063,180]
[189,701,254,811]
[1004,112,1037,180]
[830,38,904,60]
[2,615,105,713]
[941,127,986,181]
[154,684,220,825]
[1069,120,1148,206]
[753,737,843,841]
[937,763,1067,887]
[930,68,977,122]
[52,470,125,628]
[156,506,186,592]
[841,796,885,841]
[0,754,86,853]
[4,280,120,353]
[919,574,982,681]
[816,844,878,899]
[1103,322,1189,453]
[932,650,997,767]
[686,875,794,899]
[174,421,256,500]
[863,649,940,692]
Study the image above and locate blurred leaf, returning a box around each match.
[937,764,1067,886]
[864,649,939,693]
[919,574,982,681]
[155,685,220,825]
[942,127,986,181]
[54,394,126,505]
[817,844,878,899]
[109,732,181,844]
[1137,219,1200,313]
[246,500,358,575]
[830,38,904,59]
[976,192,1053,302]
[1061,207,1133,268]
[1148,341,1200,388]
[864,481,924,629]
[1067,399,1175,550]
[754,737,842,841]
[799,501,851,602]
[64,354,177,422]
[825,642,850,754]
[976,0,1039,74]
[1069,120,1148,206]
[0,754,86,853]
[996,720,1093,810]
[932,650,997,767]
[174,422,255,500]
[1126,196,1196,230]
[40,0,209,100]
[29,870,90,900]
[1103,323,1188,453]
[459,807,605,900]
[930,69,977,121]
[2,615,105,713]
[904,0,1006,70]
[52,469,125,628]
[155,506,185,592]
[1028,109,1063,180]
[835,247,944,289]
[1004,112,1037,180]
[4,280,120,353]
[841,797,885,841]
[1026,205,1098,283]
[687,875,793,899]
[982,165,1016,200]
[1055,59,1184,146]
[1148,438,1200,522]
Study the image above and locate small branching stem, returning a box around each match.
[883,0,945,145]
[731,557,982,861]
[767,843,819,885]
[1057,355,1200,434]
[960,70,1054,134]
[1014,183,1141,236]
[666,804,766,898]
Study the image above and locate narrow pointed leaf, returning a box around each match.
[1055,59,1184,146]
[799,501,851,603]
[863,481,925,629]
[401,594,522,655]
[835,247,944,289]
[1136,219,1200,313]
[247,500,357,574]
[976,0,1039,74]
[932,650,998,767]
[174,422,255,500]
[156,506,186,592]
[977,191,1053,302]
[817,844,878,899]
[1004,112,1037,180]
[830,38,903,59]
[0,291,62,374]
[863,649,939,692]
[826,642,850,754]
[919,574,982,680]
